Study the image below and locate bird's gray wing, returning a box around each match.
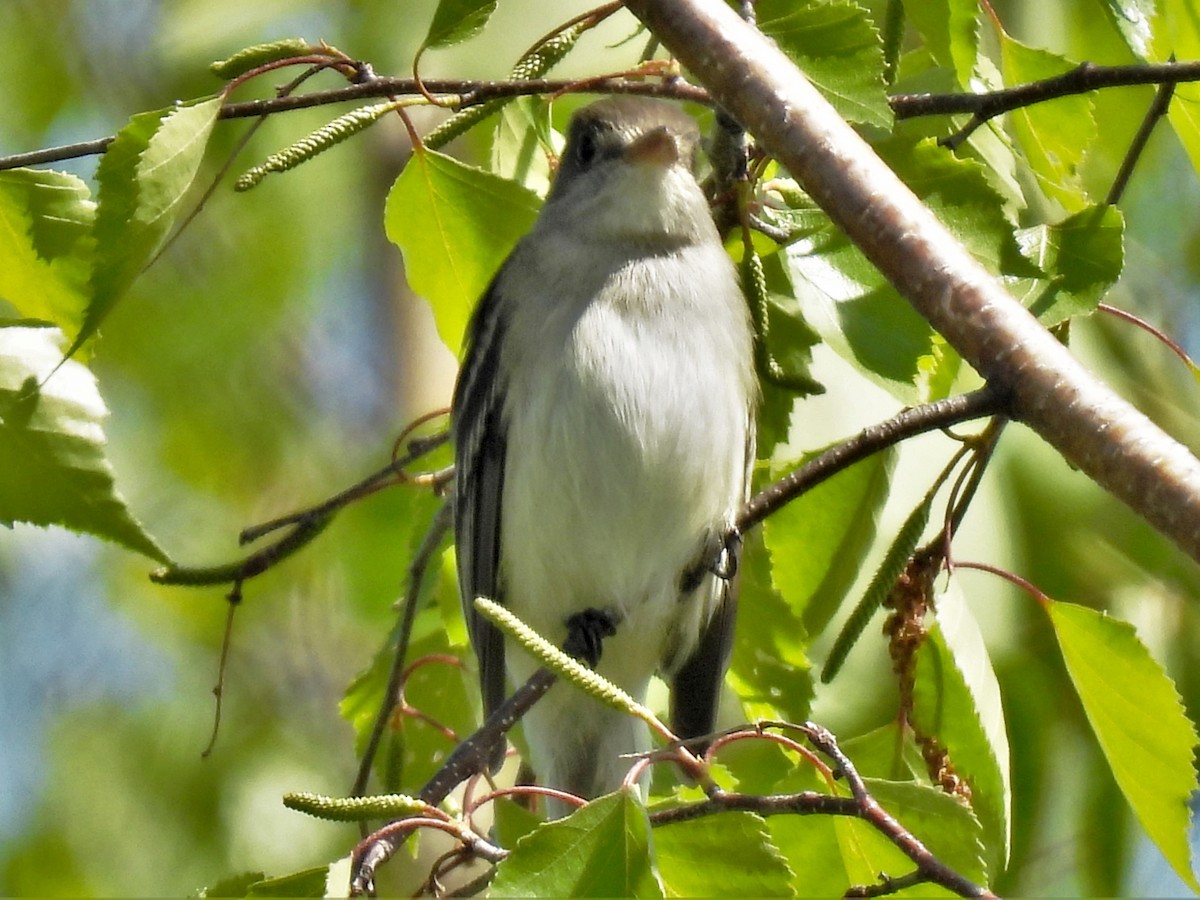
[451,270,510,724]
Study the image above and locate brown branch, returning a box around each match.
[625,0,1200,566]
[650,722,992,898]
[890,58,1200,126]
[738,387,1007,534]
[1107,70,1177,205]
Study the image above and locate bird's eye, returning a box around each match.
[575,131,598,167]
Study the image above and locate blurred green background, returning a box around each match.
[1,1,1198,895]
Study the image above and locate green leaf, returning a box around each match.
[864,779,989,885]
[999,35,1096,213]
[902,0,981,86]
[491,791,664,898]
[72,96,221,357]
[385,147,540,354]
[1106,0,1156,58]
[1048,601,1200,893]
[1152,1,1200,182]
[0,324,168,561]
[339,605,475,794]
[728,530,814,724]
[0,168,95,332]
[245,865,331,897]
[1011,205,1125,325]
[421,0,497,51]
[654,811,794,897]
[755,0,892,127]
[765,447,894,637]
[911,581,1011,871]
[786,138,1039,402]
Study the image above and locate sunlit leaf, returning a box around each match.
[421,0,497,51]
[756,0,892,127]
[999,35,1096,212]
[491,791,664,898]
[786,138,1039,402]
[865,779,989,885]
[655,811,794,897]
[73,96,221,357]
[728,530,814,724]
[911,581,1011,871]
[385,147,540,354]
[1010,205,1125,325]
[0,169,94,333]
[765,447,894,637]
[0,324,167,561]
[902,0,981,86]
[1105,0,1156,58]
[1151,1,1200,183]
[245,865,330,897]
[1048,601,1200,893]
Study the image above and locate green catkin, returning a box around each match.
[821,496,932,684]
[235,101,406,191]
[424,24,586,150]
[210,38,313,80]
[283,792,425,821]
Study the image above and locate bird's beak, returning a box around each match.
[624,126,680,167]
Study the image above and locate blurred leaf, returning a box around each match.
[1152,1,1200,181]
[902,0,981,86]
[1048,601,1200,893]
[71,96,220,358]
[755,0,892,127]
[911,581,1011,871]
[865,778,989,884]
[0,169,94,332]
[1105,0,1156,58]
[200,870,266,896]
[1011,205,1125,325]
[999,36,1096,212]
[385,147,540,354]
[0,325,167,560]
[245,865,329,897]
[339,605,476,794]
[654,811,794,897]
[420,0,497,50]
[765,447,894,637]
[491,791,664,898]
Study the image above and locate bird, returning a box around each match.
[451,96,756,815]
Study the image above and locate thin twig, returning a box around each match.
[1107,66,1178,205]
[737,386,1009,535]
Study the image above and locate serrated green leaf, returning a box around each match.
[0,169,94,332]
[911,581,1011,872]
[903,0,981,86]
[72,96,221,357]
[1010,205,1125,325]
[421,0,497,51]
[494,795,546,850]
[728,530,814,724]
[999,35,1096,212]
[765,447,894,638]
[0,325,168,561]
[200,870,267,897]
[491,791,664,898]
[864,778,989,885]
[1048,601,1200,893]
[755,0,891,127]
[787,138,1039,402]
[655,810,794,897]
[385,147,540,354]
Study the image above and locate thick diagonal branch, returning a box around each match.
[623,0,1200,564]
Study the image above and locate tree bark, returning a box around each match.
[623,0,1200,564]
